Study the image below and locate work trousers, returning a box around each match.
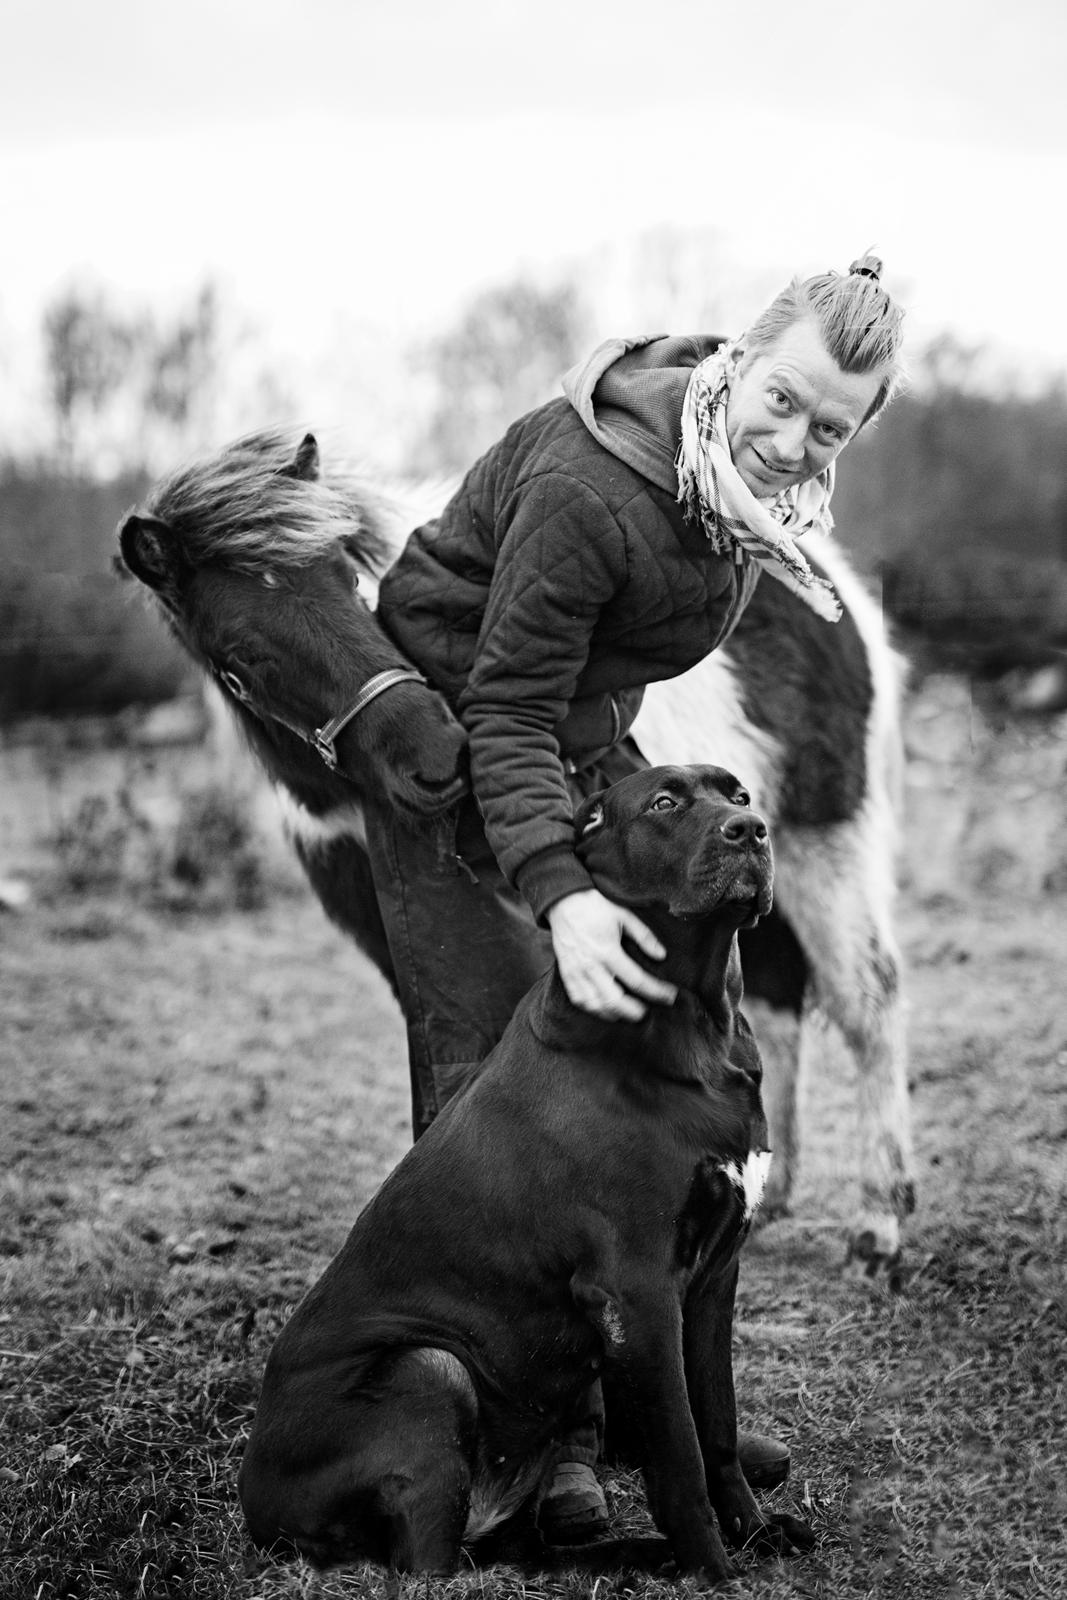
[364,741,647,1139]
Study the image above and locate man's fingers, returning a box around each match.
[618,909,667,961]
[565,974,647,1022]
[613,951,677,1007]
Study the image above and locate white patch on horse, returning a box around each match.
[809,535,908,821]
[273,788,368,851]
[631,649,783,815]
[720,1150,773,1221]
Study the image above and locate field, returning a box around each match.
[2,696,1066,1600]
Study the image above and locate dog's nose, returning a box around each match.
[721,812,769,848]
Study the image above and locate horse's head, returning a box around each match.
[117,430,468,820]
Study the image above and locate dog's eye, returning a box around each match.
[649,793,677,812]
[733,789,751,807]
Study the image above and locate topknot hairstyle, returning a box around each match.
[746,252,907,423]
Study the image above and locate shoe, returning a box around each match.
[738,1430,790,1490]
[538,1461,610,1544]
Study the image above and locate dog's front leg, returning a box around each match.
[684,1265,814,1560]
[594,1287,735,1584]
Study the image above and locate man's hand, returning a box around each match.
[546,889,677,1020]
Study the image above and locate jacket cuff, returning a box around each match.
[514,845,595,926]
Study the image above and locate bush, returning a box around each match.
[0,466,190,723]
[165,783,269,913]
[882,548,1067,676]
[47,783,277,914]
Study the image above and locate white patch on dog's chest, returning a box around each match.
[719,1149,773,1221]
[597,1301,626,1350]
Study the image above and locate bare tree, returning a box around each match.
[418,278,586,475]
[42,290,136,468]
[143,283,219,434]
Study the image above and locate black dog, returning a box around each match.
[239,764,814,1584]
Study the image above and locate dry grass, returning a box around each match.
[2,874,1065,1599]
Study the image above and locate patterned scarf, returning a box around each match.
[675,339,841,622]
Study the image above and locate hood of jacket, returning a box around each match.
[561,333,727,494]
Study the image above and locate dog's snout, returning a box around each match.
[720,812,769,849]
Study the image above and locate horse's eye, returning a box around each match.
[219,668,249,700]
[733,789,751,807]
[650,793,677,812]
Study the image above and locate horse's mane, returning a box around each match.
[139,427,413,578]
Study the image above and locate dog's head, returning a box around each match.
[573,764,773,926]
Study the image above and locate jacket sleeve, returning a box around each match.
[456,470,630,921]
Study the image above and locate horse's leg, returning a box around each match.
[291,826,400,999]
[737,908,807,1220]
[770,815,914,1277]
[743,999,802,1221]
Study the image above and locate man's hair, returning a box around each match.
[747,253,907,423]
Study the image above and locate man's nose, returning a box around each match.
[768,416,808,466]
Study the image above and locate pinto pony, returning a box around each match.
[118,428,914,1275]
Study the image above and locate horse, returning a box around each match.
[118,427,914,1278]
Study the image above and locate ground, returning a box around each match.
[1,709,1066,1599]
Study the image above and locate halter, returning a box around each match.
[215,664,428,773]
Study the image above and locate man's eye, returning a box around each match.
[650,794,677,812]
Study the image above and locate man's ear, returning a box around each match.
[281,432,320,481]
[117,513,181,593]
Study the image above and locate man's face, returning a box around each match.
[726,318,886,498]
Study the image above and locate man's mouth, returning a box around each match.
[752,447,794,478]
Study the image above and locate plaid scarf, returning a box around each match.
[675,340,841,622]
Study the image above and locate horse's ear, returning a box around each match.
[574,794,607,841]
[118,512,180,593]
[283,433,320,482]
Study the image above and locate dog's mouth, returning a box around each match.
[670,855,773,922]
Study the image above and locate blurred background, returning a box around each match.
[2,0,1066,903]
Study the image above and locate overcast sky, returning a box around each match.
[3,0,1066,455]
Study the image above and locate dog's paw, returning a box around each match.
[745,1512,816,1557]
[695,1561,742,1590]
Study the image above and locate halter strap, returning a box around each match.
[312,668,428,770]
[215,662,428,774]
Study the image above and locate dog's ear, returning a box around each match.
[573,793,607,842]
[117,512,181,594]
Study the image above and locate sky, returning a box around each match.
[2,0,1066,461]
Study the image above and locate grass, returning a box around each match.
[2,877,1066,1599]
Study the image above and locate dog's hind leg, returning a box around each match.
[366,1348,478,1575]
[379,1466,471,1575]
[308,1350,476,1574]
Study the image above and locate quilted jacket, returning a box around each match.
[377,335,759,921]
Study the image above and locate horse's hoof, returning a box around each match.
[753,1198,791,1230]
[843,1223,905,1291]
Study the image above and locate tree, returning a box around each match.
[143,282,219,433]
[42,290,137,468]
[40,282,224,472]
[418,278,586,475]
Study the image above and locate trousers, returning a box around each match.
[364,740,648,1139]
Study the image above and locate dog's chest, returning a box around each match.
[674,1148,772,1274]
